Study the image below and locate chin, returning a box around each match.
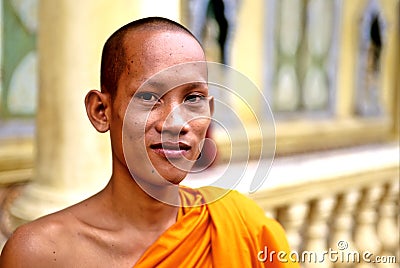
[150,158,195,185]
[160,170,188,185]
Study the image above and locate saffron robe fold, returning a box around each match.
[134,187,299,267]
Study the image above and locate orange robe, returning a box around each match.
[134,187,299,267]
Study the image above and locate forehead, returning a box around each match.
[115,29,207,99]
[124,29,205,79]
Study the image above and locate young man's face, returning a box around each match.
[110,30,211,188]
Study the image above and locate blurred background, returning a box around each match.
[0,0,398,266]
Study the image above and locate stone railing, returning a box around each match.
[187,142,399,267]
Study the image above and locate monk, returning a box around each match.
[0,17,299,267]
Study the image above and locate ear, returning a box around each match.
[208,96,214,116]
[85,90,110,133]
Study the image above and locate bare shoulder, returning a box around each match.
[0,210,79,268]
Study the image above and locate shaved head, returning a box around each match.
[100,17,202,99]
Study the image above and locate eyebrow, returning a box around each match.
[184,82,208,90]
[144,80,167,90]
[144,80,207,92]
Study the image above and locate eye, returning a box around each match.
[136,92,159,102]
[185,94,205,104]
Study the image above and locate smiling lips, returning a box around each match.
[150,142,191,159]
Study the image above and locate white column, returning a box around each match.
[354,186,383,268]
[329,191,360,268]
[377,181,399,267]
[277,203,308,252]
[304,197,336,268]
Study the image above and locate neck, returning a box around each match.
[101,160,181,232]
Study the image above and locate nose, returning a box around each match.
[155,103,189,136]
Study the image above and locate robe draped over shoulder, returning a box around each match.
[134,186,299,268]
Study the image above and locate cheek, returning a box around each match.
[123,104,152,137]
[144,112,158,130]
[191,118,211,138]
[125,122,147,144]
[122,117,150,172]
[122,108,147,144]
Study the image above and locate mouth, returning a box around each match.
[150,141,192,159]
